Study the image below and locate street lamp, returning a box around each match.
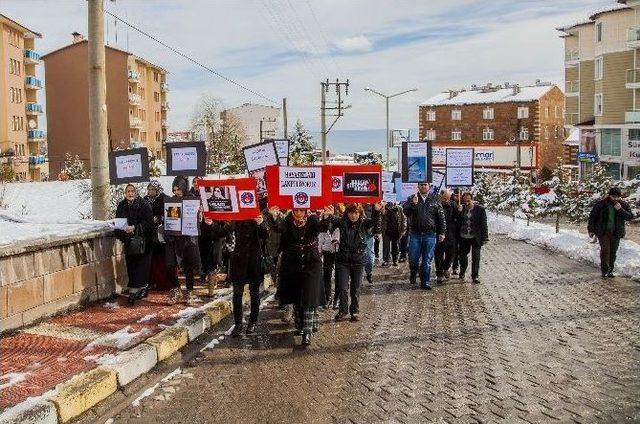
[364,86,417,170]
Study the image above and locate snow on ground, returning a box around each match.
[489,214,640,280]
[83,326,151,351]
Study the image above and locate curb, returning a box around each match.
[0,297,234,424]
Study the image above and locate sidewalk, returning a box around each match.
[0,280,255,423]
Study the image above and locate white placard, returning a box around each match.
[181,199,201,236]
[446,167,473,187]
[115,154,143,179]
[111,218,128,230]
[274,140,289,164]
[382,171,394,183]
[382,181,395,193]
[432,171,445,188]
[279,167,322,196]
[446,148,474,168]
[383,192,398,203]
[164,202,182,232]
[172,147,198,171]
[394,178,419,201]
[244,142,278,172]
[408,143,427,157]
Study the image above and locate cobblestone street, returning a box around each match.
[112,236,640,424]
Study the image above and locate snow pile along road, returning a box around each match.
[489,214,640,280]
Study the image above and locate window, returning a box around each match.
[519,127,529,141]
[595,56,603,80]
[155,131,161,142]
[154,72,159,82]
[517,106,529,119]
[555,106,561,118]
[9,88,15,103]
[545,106,550,119]
[451,130,462,141]
[154,92,159,102]
[426,110,436,121]
[594,94,604,116]
[155,111,160,122]
[451,109,462,120]
[141,132,147,142]
[544,126,549,140]
[595,22,603,42]
[601,129,621,156]
[482,128,494,141]
[630,129,640,141]
[483,107,494,120]
[425,129,436,141]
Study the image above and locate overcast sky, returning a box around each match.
[3,0,611,133]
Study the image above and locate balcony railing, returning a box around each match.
[128,93,141,104]
[25,103,43,114]
[28,130,45,140]
[565,50,579,63]
[626,110,640,123]
[565,113,579,126]
[565,81,580,94]
[25,76,42,89]
[24,49,40,64]
[129,141,143,149]
[130,117,142,128]
[28,154,46,165]
[161,82,169,92]
[128,70,140,82]
[161,101,170,110]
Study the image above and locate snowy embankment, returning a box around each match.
[489,214,640,280]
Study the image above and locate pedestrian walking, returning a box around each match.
[228,216,269,336]
[165,176,202,305]
[588,187,634,278]
[143,181,173,291]
[319,211,340,309]
[435,189,458,284]
[381,201,406,266]
[114,184,154,305]
[450,189,461,275]
[329,202,382,322]
[457,192,488,284]
[267,207,330,346]
[362,204,376,283]
[402,183,446,289]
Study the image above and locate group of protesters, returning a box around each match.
[113,175,489,346]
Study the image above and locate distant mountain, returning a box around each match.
[310,129,419,155]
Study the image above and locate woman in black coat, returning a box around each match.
[114,184,154,305]
[227,217,268,337]
[143,181,172,291]
[266,206,331,346]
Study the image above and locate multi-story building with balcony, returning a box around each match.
[0,14,46,181]
[558,2,640,180]
[220,103,281,147]
[419,82,565,175]
[42,33,168,177]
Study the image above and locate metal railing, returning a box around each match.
[26,103,43,113]
[24,49,40,62]
[25,76,42,88]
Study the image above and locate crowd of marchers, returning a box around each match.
[112,176,631,347]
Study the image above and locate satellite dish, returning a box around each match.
[28,119,37,129]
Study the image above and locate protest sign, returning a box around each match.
[401,142,432,183]
[329,164,383,204]
[445,148,474,187]
[166,142,206,176]
[265,165,331,209]
[266,139,290,166]
[108,148,149,184]
[394,178,418,203]
[199,177,260,221]
[383,191,398,203]
[163,196,201,236]
[243,141,279,196]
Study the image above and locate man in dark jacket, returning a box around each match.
[457,192,488,284]
[435,189,458,284]
[381,202,406,266]
[588,187,634,278]
[403,182,446,289]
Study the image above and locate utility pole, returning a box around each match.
[320,79,350,164]
[282,98,288,139]
[88,0,110,219]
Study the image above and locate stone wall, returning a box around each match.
[0,230,127,333]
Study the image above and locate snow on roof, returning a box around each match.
[564,128,580,146]
[556,3,631,33]
[555,18,593,33]
[420,85,555,107]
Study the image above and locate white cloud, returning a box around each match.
[335,35,373,52]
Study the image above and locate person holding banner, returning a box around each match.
[266,207,330,346]
[403,183,446,289]
[456,192,488,284]
[114,184,155,305]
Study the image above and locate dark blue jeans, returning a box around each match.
[408,232,437,286]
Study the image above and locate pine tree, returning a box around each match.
[149,157,162,177]
[570,163,612,221]
[289,120,316,165]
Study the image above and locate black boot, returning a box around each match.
[230,324,243,337]
[301,333,311,346]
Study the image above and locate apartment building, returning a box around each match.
[221,103,280,147]
[42,33,168,177]
[0,14,46,181]
[558,2,640,180]
[419,82,565,174]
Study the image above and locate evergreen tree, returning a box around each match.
[60,153,88,180]
[289,120,316,165]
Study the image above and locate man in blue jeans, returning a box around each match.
[403,182,446,289]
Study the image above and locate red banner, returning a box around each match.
[265,165,333,209]
[329,164,383,204]
[198,177,261,221]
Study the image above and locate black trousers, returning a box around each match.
[399,233,409,258]
[232,281,260,326]
[382,234,400,263]
[374,236,381,258]
[170,267,195,291]
[335,263,363,315]
[435,241,456,277]
[598,232,621,274]
[458,238,481,280]
[322,251,336,304]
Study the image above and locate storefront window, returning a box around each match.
[600,129,621,156]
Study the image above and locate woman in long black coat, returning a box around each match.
[227,217,268,336]
[143,181,172,291]
[114,184,154,305]
[267,206,330,346]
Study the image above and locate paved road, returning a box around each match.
[112,236,640,424]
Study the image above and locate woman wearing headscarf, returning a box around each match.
[114,184,154,305]
[143,181,172,291]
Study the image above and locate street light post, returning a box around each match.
[364,87,417,170]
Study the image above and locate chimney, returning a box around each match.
[471,84,478,90]
[72,32,85,43]
[448,90,458,99]
[504,82,510,88]
[535,79,541,86]
[512,84,520,95]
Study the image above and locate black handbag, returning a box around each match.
[126,226,146,255]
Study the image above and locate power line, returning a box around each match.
[104,10,278,105]
[303,0,343,76]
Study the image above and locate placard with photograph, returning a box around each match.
[108,148,150,185]
[329,164,383,204]
[243,140,279,172]
[265,165,332,209]
[163,196,201,236]
[199,177,260,221]
[166,142,206,176]
[401,142,432,183]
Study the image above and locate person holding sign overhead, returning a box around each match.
[403,182,446,289]
[456,192,488,284]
